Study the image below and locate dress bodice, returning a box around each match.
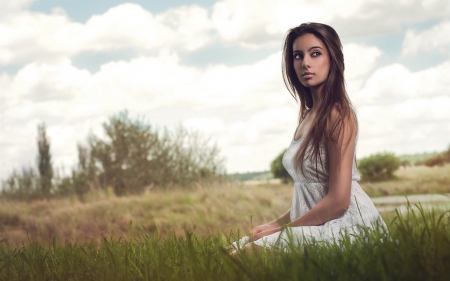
[281,134,361,184]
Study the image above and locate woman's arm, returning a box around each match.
[288,107,357,227]
[249,210,290,239]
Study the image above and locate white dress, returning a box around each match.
[232,117,386,250]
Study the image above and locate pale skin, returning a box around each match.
[230,33,357,255]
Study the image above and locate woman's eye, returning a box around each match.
[312,51,321,57]
[294,54,302,60]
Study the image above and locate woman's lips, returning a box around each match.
[302,72,313,79]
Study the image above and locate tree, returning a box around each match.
[358,153,400,181]
[1,166,39,200]
[37,123,53,196]
[88,111,225,194]
[270,149,292,184]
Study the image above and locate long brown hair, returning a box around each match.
[282,22,355,176]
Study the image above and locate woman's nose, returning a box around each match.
[302,56,310,68]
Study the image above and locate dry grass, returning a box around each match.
[0,182,293,247]
[1,165,447,248]
[362,164,450,197]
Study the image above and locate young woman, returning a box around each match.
[228,22,386,254]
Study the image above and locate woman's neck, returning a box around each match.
[309,85,324,112]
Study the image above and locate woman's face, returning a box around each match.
[292,33,330,91]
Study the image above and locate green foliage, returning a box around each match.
[228,171,273,181]
[2,111,226,200]
[358,152,400,181]
[423,144,450,167]
[270,149,292,184]
[89,111,225,195]
[37,123,53,196]
[1,166,40,200]
[0,206,449,280]
[424,154,448,167]
[397,152,439,166]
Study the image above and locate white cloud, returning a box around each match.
[84,4,212,52]
[182,117,225,136]
[353,61,450,105]
[0,49,292,177]
[220,106,298,173]
[0,0,34,20]
[211,0,448,48]
[401,20,450,57]
[344,44,382,80]
[1,0,448,68]
[1,0,449,179]
[355,61,450,158]
[0,3,213,66]
[343,44,382,94]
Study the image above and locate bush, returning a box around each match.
[270,149,292,184]
[424,144,450,167]
[424,154,447,167]
[358,153,400,181]
[88,111,225,194]
[2,111,226,199]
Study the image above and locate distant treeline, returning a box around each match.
[228,171,273,181]
[1,111,226,200]
[268,147,450,183]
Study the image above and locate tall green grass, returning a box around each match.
[1,205,449,281]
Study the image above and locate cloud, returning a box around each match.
[353,61,450,106]
[401,20,450,57]
[3,37,447,177]
[343,44,382,94]
[0,0,448,179]
[219,106,298,173]
[0,3,213,66]
[0,49,290,177]
[211,0,448,48]
[2,0,446,68]
[354,61,450,157]
[0,0,34,19]
[84,4,213,52]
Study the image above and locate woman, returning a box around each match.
[228,23,386,254]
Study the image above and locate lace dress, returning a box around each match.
[232,116,386,250]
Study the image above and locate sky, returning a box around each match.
[0,0,449,180]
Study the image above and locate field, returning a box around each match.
[0,165,449,280]
[362,164,450,197]
[0,165,449,246]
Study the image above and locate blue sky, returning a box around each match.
[0,0,449,179]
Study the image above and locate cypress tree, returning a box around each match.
[37,123,53,197]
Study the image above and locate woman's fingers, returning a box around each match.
[251,228,277,242]
[250,226,264,236]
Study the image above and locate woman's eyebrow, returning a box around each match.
[308,46,323,51]
[293,46,323,52]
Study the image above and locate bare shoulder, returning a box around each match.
[329,104,357,127]
[327,104,357,141]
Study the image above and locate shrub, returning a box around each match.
[423,144,450,167]
[270,149,292,184]
[358,153,400,181]
[2,111,226,199]
[88,111,225,194]
[424,154,447,167]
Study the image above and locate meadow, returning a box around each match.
[0,164,449,280]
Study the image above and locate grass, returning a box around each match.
[1,165,449,247]
[362,164,450,197]
[0,164,449,280]
[0,205,449,280]
[0,182,293,247]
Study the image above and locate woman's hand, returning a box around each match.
[250,226,282,242]
[250,224,281,241]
